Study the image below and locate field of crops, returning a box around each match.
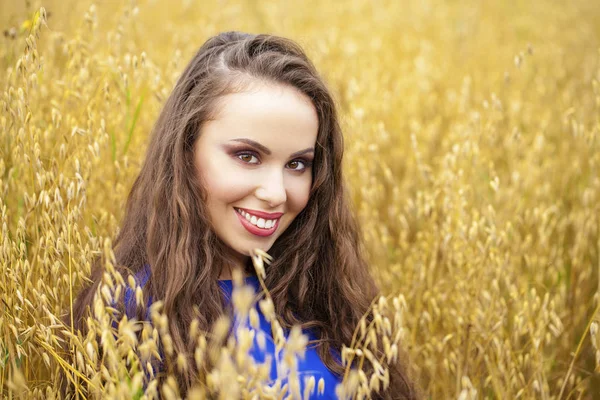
[2,0,600,398]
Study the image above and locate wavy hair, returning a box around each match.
[70,31,420,399]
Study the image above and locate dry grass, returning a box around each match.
[1,0,600,398]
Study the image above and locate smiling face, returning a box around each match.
[193,82,319,272]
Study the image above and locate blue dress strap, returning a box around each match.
[123,264,152,320]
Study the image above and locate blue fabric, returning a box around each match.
[122,266,341,398]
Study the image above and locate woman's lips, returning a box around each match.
[234,208,281,237]
[235,207,284,219]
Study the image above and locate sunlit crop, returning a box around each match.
[2,0,600,398]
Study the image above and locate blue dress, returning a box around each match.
[122,268,341,399]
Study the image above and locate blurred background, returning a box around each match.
[2,0,600,398]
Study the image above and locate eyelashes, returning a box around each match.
[233,150,313,171]
[236,152,259,164]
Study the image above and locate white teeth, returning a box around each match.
[237,208,278,229]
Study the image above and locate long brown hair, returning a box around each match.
[71,31,420,398]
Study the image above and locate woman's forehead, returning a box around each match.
[200,83,319,151]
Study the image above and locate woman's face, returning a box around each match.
[194,82,319,267]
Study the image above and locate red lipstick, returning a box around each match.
[234,208,282,237]
[235,208,283,219]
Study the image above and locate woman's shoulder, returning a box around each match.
[134,264,151,287]
[122,264,152,319]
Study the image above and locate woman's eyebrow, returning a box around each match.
[229,138,314,158]
[230,138,271,155]
[290,148,314,158]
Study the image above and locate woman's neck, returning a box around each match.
[218,256,251,280]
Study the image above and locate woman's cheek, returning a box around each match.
[226,173,256,201]
[287,176,312,213]
[203,161,252,203]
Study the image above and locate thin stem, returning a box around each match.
[558,302,600,400]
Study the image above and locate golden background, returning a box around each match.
[1,0,600,398]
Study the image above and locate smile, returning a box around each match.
[234,207,282,237]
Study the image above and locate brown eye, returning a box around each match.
[237,153,259,164]
[287,160,306,171]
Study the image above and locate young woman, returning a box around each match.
[71,31,420,399]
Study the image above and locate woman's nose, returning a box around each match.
[255,168,287,207]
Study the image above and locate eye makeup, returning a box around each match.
[225,139,315,159]
[223,144,313,171]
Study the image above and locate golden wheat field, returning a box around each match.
[2,0,600,398]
